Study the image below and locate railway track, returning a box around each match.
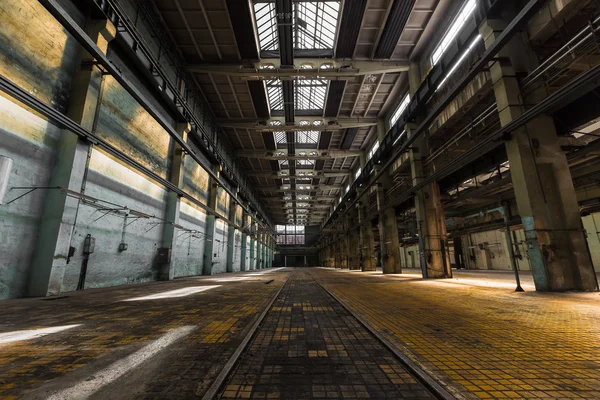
[202,268,456,400]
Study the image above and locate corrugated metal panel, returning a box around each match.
[335,0,368,58]
[324,81,346,117]
[374,0,417,59]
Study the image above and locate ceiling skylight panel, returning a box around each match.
[431,0,477,66]
[254,2,279,51]
[296,131,319,144]
[294,1,339,50]
[266,80,283,111]
[274,131,287,144]
[295,79,327,110]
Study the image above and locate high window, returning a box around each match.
[276,225,306,245]
[367,141,380,161]
[296,131,319,144]
[390,94,410,128]
[354,167,362,180]
[431,0,477,66]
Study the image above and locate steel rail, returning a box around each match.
[37,0,272,232]
[309,270,460,400]
[201,270,290,400]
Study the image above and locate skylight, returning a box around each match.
[294,2,340,50]
[367,141,380,161]
[431,0,477,66]
[297,131,319,144]
[266,80,283,111]
[274,131,287,144]
[254,2,278,51]
[390,94,410,127]
[297,159,315,167]
[296,79,327,110]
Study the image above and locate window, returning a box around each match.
[266,80,283,111]
[367,141,380,161]
[355,167,362,180]
[297,159,315,167]
[295,2,340,50]
[296,79,327,110]
[279,159,289,168]
[390,94,410,127]
[274,131,287,144]
[254,2,278,51]
[276,225,305,245]
[431,0,477,66]
[296,131,319,144]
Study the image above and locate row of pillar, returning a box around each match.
[319,13,600,291]
[25,15,276,297]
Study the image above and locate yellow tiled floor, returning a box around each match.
[310,268,600,400]
[0,268,289,399]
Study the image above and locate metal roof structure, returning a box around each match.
[153,0,450,226]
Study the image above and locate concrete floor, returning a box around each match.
[0,267,598,399]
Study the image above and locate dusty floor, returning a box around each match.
[313,268,600,399]
[0,267,598,399]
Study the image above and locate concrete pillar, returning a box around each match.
[226,197,238,272]
[240,208,248,271]
[482,18,598,291]
[376,177,402,274]
[409,133,451,278]
[202,166,221,275]
[358,202,376,271]
[28,19,116,296]
[249,234,255,270]
[348,227,360,270]
[377,119,386,142]
[159,122,192,280]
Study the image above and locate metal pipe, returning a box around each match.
[502,203,524,292]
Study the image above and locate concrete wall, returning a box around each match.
[0,0,252,299]
[458,215,600,272]
[0,0,84,299]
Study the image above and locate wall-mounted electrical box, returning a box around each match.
[84,235,95,254]
[157,247,171,263]
[0,156,14,205]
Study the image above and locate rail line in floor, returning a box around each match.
[203,268,454,400]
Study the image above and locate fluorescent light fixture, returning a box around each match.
[0,324,81,344]
[123,286,220,301]
[393,130,407,146]
[367,141,380,161]
[437,35,482,90]
[431,0,477,66]
[354,167,362,180]
[390,94,410,127]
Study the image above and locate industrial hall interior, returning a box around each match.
[1,0,600,399]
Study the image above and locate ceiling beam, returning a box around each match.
[247,170,350,178]
[187,60,409,79]
[236,150,361,159]
[219,117,377,131]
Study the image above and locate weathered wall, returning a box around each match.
[459,218,600,272]
[0,0,83,299]
[0,0,250,299]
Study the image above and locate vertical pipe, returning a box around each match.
[503,203,524,292]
